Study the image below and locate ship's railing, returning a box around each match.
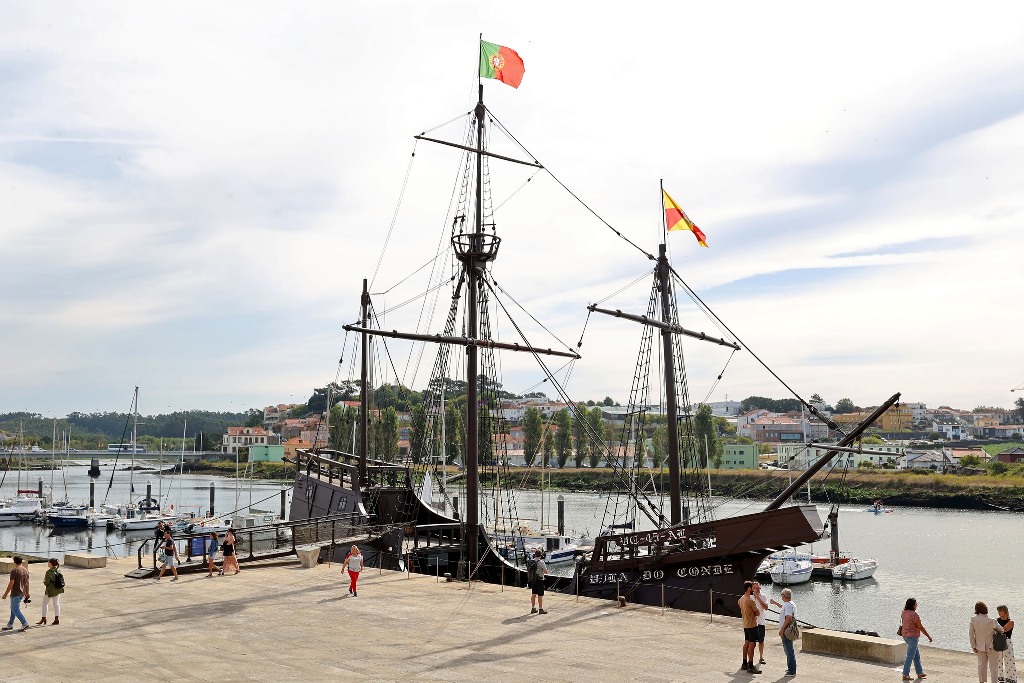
[291,449,412,490]
[136,512,378,573]
[590,524,718,568]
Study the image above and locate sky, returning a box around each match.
[2,2,1023,417]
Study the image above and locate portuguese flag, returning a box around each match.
[480,40,525,89]
[663,189,708,247]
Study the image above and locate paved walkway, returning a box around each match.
[0,557,991,681]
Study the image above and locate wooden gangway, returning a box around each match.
[125,513,393,578]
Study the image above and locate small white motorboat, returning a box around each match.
[769,558,813,585]
[0,495,46,522]
[756,550,814,576]
[831,557,878,580]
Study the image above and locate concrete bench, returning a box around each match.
[64,553,107,569]
[295,546,321,568]
[0,558,14,573]
[802,628,907,665]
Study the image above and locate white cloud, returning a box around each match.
[1,2,1023,415]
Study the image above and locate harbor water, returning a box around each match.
[0,461,290,564]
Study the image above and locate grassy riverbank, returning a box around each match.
[480,467,1024,511]
[185,459,293,480]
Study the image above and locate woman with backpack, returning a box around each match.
[37,558,63,626]
[342,545,363,597]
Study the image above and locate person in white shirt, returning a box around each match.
[342,545,364,598]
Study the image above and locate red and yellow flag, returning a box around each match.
[663,189,708,247]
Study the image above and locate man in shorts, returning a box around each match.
[752,581,769,666]
[529,549,548,615]
[156,531,180,581]
[738,581,762,674]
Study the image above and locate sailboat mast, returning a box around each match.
[657,243,683,526]
[464,83,485,566]
[129,386,138,505]
[359,278,370,486]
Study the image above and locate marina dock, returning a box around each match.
[0,557,986,681]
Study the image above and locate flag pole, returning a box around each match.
[478,33,483,101]
[660,178,667,243]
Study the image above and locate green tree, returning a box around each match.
[834,398,858,414]
[444,402,462,465]
[587,406,604,468]
[522,407,543,467]
[243,408,263,428]
[555,409,572,468]
[959,454,982,468]
[376,407,399,462]
[1015,398,1024,423]
[409,404,429,464]
[328,404,358,452]
[810,393,823,403]
[651,423,668,469]
[694,404,722,468]
[478,404,495,465]
[572,404,589,467]
[542,427,555,467]
[602,396,615,406]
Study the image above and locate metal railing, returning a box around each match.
[135,513,379,574]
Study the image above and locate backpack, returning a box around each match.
[526,559,538,582]
[54,571,65,590]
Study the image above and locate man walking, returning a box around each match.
[156,531,180,581]
[738,581,762,674]
[529,549,548,615]
[2,556,31,631]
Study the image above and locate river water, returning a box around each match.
[1,466,1011,652]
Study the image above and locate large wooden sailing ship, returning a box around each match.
[285,44,901,615]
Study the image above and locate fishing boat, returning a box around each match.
[284,41,900,615]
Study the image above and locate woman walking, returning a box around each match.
[36,558,63,626]
[342,545,363,597]
[778,587,798,676]
[996,605,1017,683]
[221,529,240,575]
[205,532,221,577]
[900,598,932,681]
[971,601,1004,683]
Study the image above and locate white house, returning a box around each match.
[902,450,949,470]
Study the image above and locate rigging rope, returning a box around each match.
[368,140,420,290]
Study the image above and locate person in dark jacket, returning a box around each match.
[37,558,64,626]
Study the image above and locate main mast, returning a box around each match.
[656,244,683,525]
[463,83,486,567]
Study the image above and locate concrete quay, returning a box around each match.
[0,557,989,682]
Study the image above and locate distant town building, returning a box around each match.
[995,447,1024,464]
[720,444,758,469]
[247,444,286,463]
[283,437,312,460]
[221,426,272,455]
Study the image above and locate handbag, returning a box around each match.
[784,618,801,641]
[993,631,1008,652]
[897,625,903,636]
